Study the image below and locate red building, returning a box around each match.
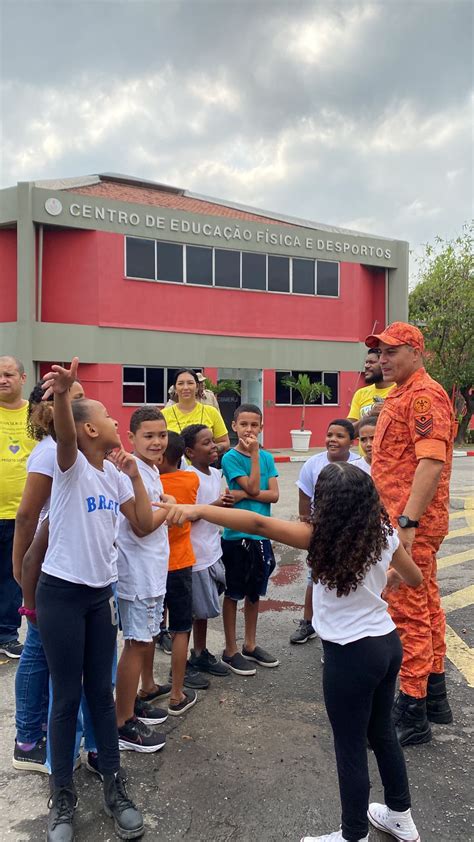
[0,173,408,448]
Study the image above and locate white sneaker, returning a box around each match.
[368,803,420,841]
[301,831,368,842]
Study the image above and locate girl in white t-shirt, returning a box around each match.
[159,462,423,842]
[182,425,229,677]
[36,359,152,842]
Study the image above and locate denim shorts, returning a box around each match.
[118,595,164,642]
[221,538,276,603]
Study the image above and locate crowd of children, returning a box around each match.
[9,360,422,842]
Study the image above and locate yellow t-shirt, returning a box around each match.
[348,383,395,455]
[162,403,228,439]
[0,403,37,519]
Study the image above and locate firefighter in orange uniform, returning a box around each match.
[367,322,454,747]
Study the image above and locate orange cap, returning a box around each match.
[365,322,425,352]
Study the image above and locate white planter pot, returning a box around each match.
[290,429,312,451]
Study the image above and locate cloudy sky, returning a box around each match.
[1,0,472,272]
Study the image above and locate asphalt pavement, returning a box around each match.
[0,458,473,841]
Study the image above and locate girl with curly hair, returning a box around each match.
[158,461,423,842]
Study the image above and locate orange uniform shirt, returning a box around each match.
[371,368,454,537]
[160,470,199,571]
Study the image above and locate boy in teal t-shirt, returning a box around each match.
[220,404,279,676]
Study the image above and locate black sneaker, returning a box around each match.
[13,736,48,774]
[242,645,280,668]
[133,697,168,725]
[222,651,257,676]
[0,639,23,659]
[189,648,231,677]
[168,664,211,690]
[47,785,77,842]
[103,771,144,839]
[168,688,198,717]
[118,717,166,753]
[137,683,172,702]
[85,752,128,783]
[156,629,172,655]
[393,691,432,746]
[290,619,317,645]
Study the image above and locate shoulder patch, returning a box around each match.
[413,396,432,414]
[415,415,433,437]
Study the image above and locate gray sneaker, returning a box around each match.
[222,651,257,676]
[290,619,317,645]
[189,648,231,677]
[242,645,279,668]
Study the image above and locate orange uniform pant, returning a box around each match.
[387,534,446,698]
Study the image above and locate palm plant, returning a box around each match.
[281,373,331,431]
[204,378,241,397]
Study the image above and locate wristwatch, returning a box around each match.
[397,515,419,529]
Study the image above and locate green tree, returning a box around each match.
[409,223,474,443]
[204,378,241,396]
[281,373,331,431]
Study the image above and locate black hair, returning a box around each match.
[308,462,393,597]
[129,405,165,434]
[359,415,378,430]
[182,424,209,450]
[71,398,94,424]
[27,379,54,440]
[327,418,355,440]
[233,403,262,422]
[367,348,381,357]
[173,368,199,387]
[163,430,185,467]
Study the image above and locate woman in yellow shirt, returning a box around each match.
[162,370,230,456]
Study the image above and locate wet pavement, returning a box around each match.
[0,459,473,841]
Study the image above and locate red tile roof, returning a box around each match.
[66,181,283,225]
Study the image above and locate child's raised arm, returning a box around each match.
[158,503,312,550]
[390,542,423,587]
[113,448,154,534]
[41,358,79,472]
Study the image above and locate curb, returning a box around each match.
[450,496,474,511]
[453,451,474,458]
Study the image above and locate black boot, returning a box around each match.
[103,771,144,839]
[47,784,77,842]
[392,691,432,746]
[427,672,453,724]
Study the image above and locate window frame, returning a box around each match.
[315,259,340,298]
[122,365,204,406]
[274,370,340,407]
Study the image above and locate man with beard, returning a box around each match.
[348,350,395,446]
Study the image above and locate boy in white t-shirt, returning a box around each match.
[290,419,359,645]
[182,425,230,677]
[115,407,172,753]
[351,415,377,476]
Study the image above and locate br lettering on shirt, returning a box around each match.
[86,495,119,514]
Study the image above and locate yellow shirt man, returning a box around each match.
[348,383,396,424]
[0,403,37,518]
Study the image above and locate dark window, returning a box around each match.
[186,246,213,285]
[123,384,145,404]
[268,255,290,292]
[215,249,240,288]
[126,237,155,279]
[323,372,339,404]
[275,371,291,404]
[317,261,339,296]
[157,242,183,283]
[123,366,144,383]
[241,252,266,290]
[146,368,164,403]
[292,258,315,294]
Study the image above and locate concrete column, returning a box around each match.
[387,241,409,323]
[16,182,36,388]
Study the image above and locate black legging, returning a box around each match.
[36,572,120,788]
[322,629,411,842]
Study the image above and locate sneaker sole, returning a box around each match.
[367,808,420,841]
[0,649,22,659]
[85,760,103,779]
[223,663,257,676]
[241,655,280,668]
[398,728,432,747]
[118,739,165,753]
[12,757,49,774]
[104,804,145,840]
[168,695,198,716]
[190,663,231,677]
[135,714,168,726]
[291,633,318,644]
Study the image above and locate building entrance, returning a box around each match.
[217,368,263,445]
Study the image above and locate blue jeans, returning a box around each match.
[0,519,22,643]
[15,620,49,743]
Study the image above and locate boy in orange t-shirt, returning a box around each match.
[160,432,200,716]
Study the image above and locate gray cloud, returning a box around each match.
[1,0,472,271]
